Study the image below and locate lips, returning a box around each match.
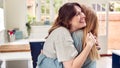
[80,19,85,23]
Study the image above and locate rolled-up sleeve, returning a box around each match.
[54,28,78,62]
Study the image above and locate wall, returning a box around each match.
[0,0,5,44]
[0,0,3,8]
[29,25,51,39]
[79,0,108,7]
[4,0,28,38]
[97,12,120,21]
[0,30,5,45]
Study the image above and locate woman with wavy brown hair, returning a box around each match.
[72,4,100,68]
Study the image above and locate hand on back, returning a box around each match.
[86,32,96,47]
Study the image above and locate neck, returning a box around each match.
[70,28,76,33]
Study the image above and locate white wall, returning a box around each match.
[0,8,4,31]
[0,30,5,45]
[4,0,28,38]
[0,0,3,8]
[29,25,51,39]
[0,0,5,44]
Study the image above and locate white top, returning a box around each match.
[43,27,78,62]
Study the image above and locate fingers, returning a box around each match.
[86,32,97,46]
[96,46,101,50]
[40,50,43,54]
[89,32,96,43]
[86,33,96,47]
[89,32,101,50]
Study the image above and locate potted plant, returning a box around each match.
[26,15,36,36]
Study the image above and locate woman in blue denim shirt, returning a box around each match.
[72,5,100,68]
[37,3,98,68]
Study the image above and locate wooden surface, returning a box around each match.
[0,44,30,53]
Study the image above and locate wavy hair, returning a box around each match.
[47,2,82,37]
[81,4,100,60]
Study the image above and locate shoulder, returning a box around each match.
[53,27,70,35]
[55,27,69,32]
[48,27,71,39]
[72,30,83,37]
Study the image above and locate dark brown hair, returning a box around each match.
[48,2,82,36]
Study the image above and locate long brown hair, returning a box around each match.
[81,5,100,60]
[47,2,82,37]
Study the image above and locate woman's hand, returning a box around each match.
[93,35,101,50]
[40,50,43,54]
[86,32,96,47]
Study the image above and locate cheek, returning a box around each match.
[71,17,80,26]
[72,16,79,21]
[80,22,86,27]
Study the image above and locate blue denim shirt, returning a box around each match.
[37,54,63,68]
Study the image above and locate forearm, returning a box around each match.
[63,33,95,68]
[72,45,92,68]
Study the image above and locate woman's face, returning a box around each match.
[70,6,86,32]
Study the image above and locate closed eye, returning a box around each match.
[75,12,81,16]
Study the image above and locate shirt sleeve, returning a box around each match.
[54,27,78,62]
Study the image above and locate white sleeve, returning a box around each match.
[54,27,78,62]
